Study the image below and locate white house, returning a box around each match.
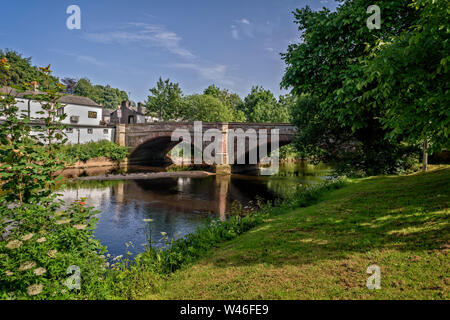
[0,86,115,144]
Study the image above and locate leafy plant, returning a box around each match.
[0,60,106,299]
[59,140,129,162]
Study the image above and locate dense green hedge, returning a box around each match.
[59,140,129,163]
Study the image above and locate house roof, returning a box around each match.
[58,95,100,107]
[0,87,100,107]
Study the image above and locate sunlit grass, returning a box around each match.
[112,166,449,300]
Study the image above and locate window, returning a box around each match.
[66,128,73,133]
[70,116,79,123]
[88,111,97,119]
[87,128,93,134]
[57,108,65,116]
[103,129,109,134]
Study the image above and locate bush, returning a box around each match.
[60,140,129,163]
[0,200,107,299]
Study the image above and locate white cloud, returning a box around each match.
[230,18,277,40]
[84,23,195,58]
[171,63,234,86]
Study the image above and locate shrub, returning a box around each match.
[60,140,129,163]
[0,200,107,299]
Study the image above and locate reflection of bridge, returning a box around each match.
[115,122,296,173]
[112,174,279,220]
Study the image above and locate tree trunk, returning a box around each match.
[422,140,428,172]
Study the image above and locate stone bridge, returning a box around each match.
[116,122,296,173]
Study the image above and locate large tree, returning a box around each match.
[281,0,419,175]
[359,0,450,156]
[145,77,184,121]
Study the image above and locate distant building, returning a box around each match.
[109,101,147,124]
[0,86,115,144]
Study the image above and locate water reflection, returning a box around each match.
[61,163,332,256]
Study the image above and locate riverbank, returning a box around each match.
[112,166,449,299]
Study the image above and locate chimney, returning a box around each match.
[137,102,144,114]
[121,100,130,109]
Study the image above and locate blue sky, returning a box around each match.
[1,0,338,102]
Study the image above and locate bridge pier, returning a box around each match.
[215,164,231,175]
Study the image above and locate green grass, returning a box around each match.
[112,166,450,300]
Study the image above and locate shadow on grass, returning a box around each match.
[206,168,450,268]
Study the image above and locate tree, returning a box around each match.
[181,94,245,122]
[73,78,128,109]
[240,86,292,123]
[73,78,93,97]
[145,77,183,121]
[241,86,277,121]
[359,0,450,169]
[0,49,60,90]
[204,84,243,111]
[281,0,419,175]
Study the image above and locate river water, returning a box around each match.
[61,163,332,257]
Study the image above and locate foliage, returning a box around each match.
[0,50,60,90]
[290,95,420,176]
[181,94,245,122]
[0,60,106,299]
[204,84,244,111]
[74,78,129,110]
[281,0,421,175]
[59,140,129,163]
[357,0,450,153]
[0,62,67,204]
[239,86,293,123]
[145,77,184,121]
[0,201,107,299]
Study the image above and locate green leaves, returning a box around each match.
[145,77,184,121]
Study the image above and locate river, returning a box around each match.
[61,162,332,257]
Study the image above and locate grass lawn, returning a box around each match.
[119,166,449,300]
